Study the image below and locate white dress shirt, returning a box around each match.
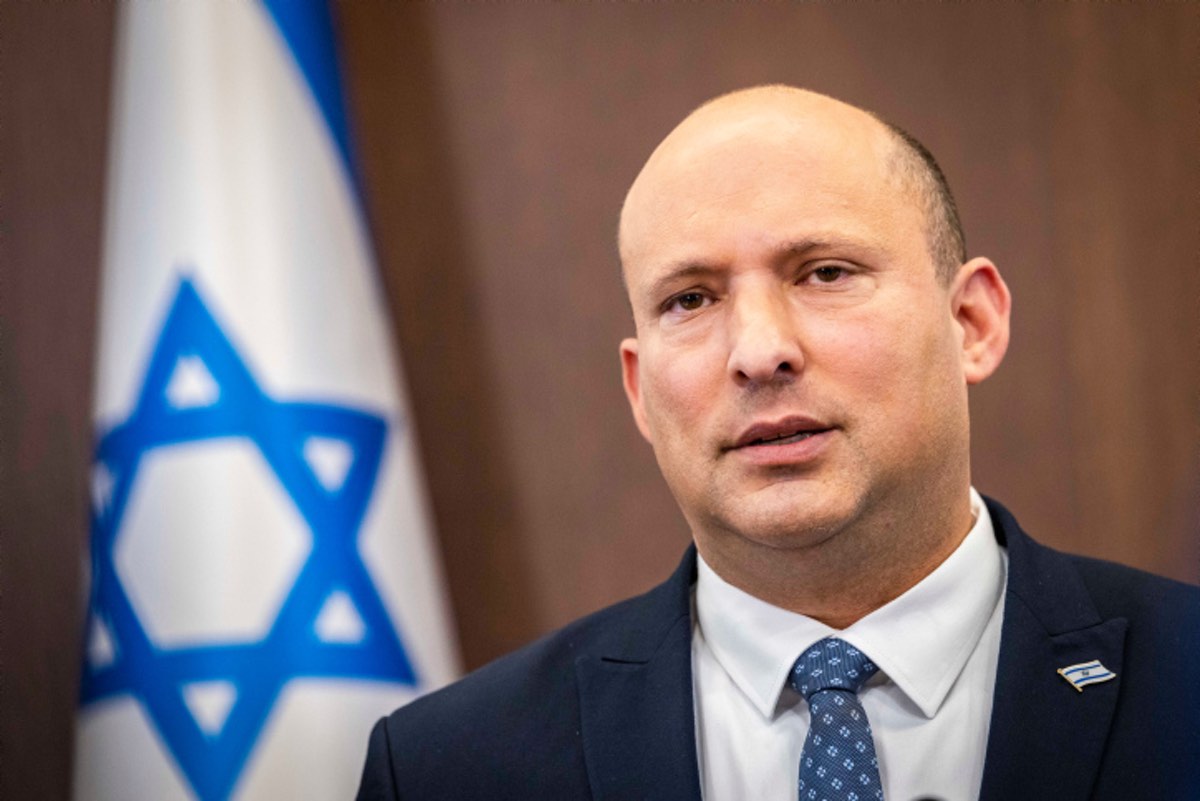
[692,488,1007,801]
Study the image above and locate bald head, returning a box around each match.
[619,86,965,287]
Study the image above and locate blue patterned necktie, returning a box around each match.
[789,637,884,801]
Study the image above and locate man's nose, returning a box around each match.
[725,288,805,386]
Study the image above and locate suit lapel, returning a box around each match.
[979,499,1126,801]
[575,550,703,801]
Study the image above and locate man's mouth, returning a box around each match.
[729,417,836,450]
[750,429,824,446]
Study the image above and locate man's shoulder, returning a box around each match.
[987,494,1200,643]
[1066,549,1200,627]
[979,499,1200,798]
[357,550,698,799]
[380,546,696,738]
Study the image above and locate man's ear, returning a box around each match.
[950,257,1011,385]
[620,337,654,443]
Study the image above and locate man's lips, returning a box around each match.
[726,416,837,451]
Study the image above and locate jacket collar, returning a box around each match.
[575,548,702,801]
[979,497,1125,801]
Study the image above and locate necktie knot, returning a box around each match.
[789,637,878,699]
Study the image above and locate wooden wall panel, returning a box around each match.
[5,4,1196,798]
[337,2,1200,667]
[1,3,115,799]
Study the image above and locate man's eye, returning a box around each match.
[811,266,847,283]
[669,292,707,312]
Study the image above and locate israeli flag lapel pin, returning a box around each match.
[1057,659,1117,692]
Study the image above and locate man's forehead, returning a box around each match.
[619,88,901,280]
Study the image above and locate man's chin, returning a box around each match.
[738,517,847,552]
[710,492,861,553]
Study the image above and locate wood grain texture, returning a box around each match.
[1,3,115,798]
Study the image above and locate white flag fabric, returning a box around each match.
[74,2,458,799]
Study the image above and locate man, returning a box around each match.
[356,86,1200,800]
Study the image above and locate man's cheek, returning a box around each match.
[646,357,715,420]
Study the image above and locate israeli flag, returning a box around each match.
[1056,660,1116,693]
[73,2,458,799]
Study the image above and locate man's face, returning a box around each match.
[619,97,975,559]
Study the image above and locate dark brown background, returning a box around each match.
[3,3,1197,798]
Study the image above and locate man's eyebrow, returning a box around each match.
[643,238,846,300]
[645,263,722,302]
[782,238,832,256]
[780,237,871,259]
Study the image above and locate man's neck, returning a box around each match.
[694,491,976,629]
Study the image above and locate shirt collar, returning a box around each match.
[694,488,1006,720]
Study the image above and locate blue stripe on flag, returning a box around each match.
[1064,661,1102,676]
[1073,672,1114,685]
[259,0,354,178]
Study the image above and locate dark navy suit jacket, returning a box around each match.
[356,499,1200,800]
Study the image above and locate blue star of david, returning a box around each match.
[80,276,416,800]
